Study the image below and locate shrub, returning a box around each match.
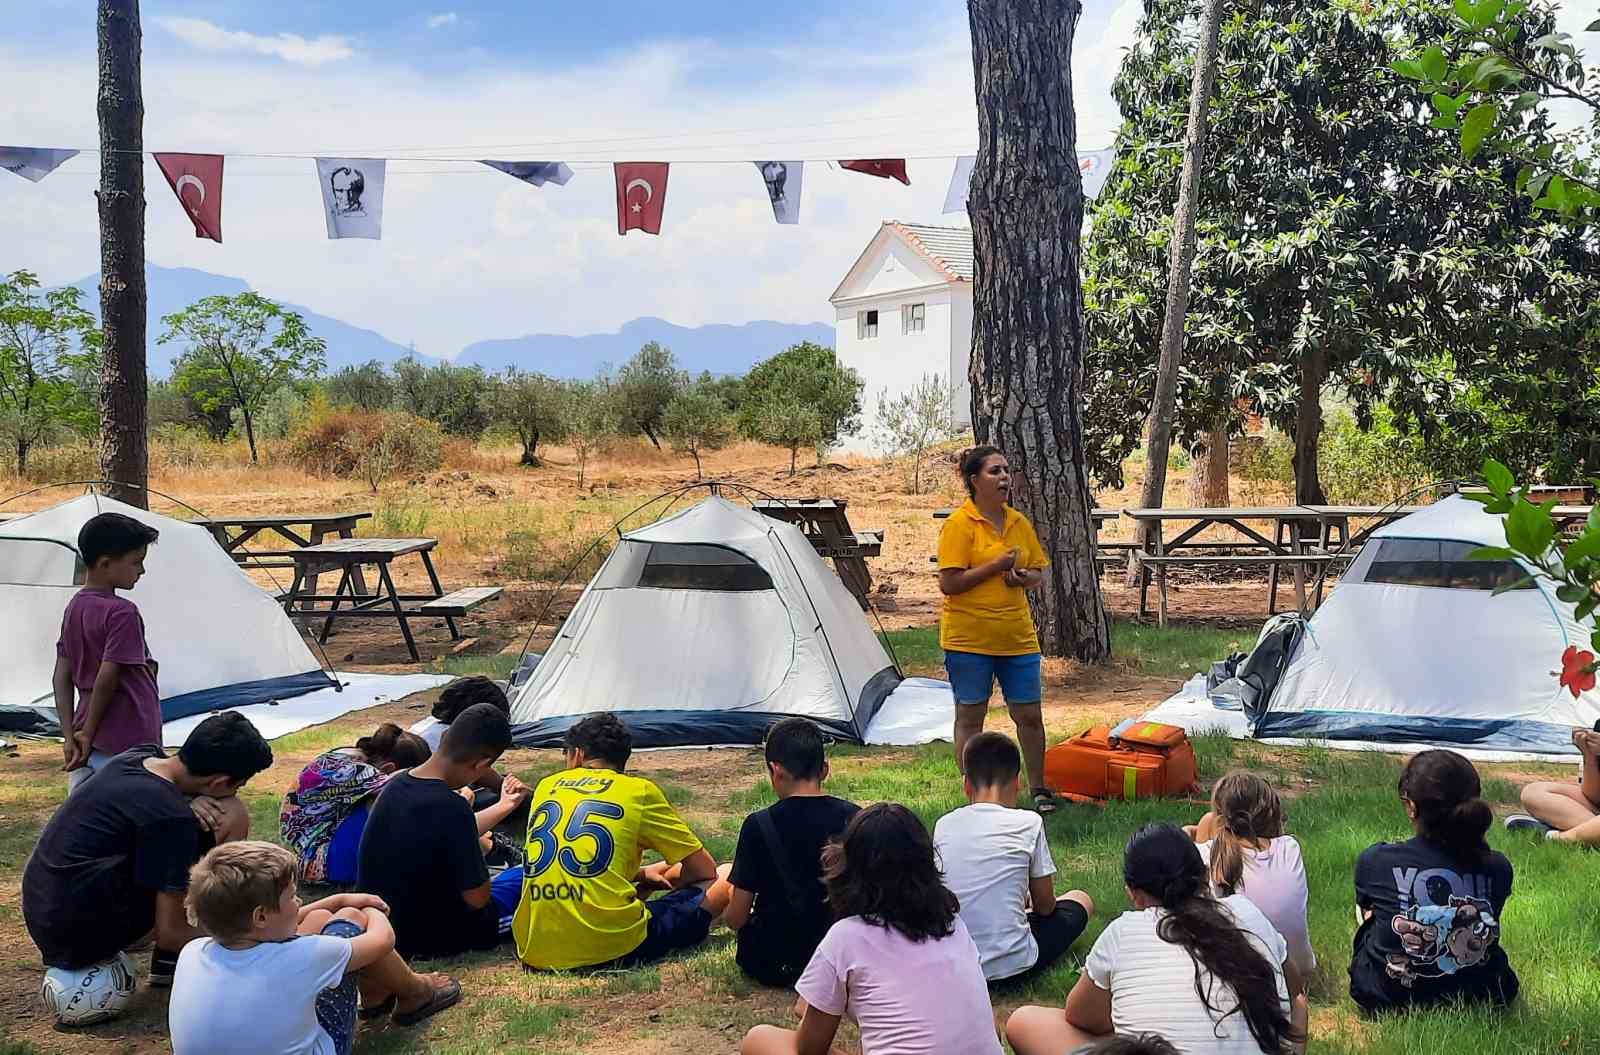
[502,527,612,583]
[150,425,226,471]
[286,408,442,486]
[16,441,99,484]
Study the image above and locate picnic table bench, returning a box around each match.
[752,498,883,609]
[280,537,502,662]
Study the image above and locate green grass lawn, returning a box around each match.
[881,620,1260,680]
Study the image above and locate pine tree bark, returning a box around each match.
[1292,345,1328,505]
[96,0,148,507]
[967,0,1109,663]
[1127,0,1226,582]
[1188,416,1230,506]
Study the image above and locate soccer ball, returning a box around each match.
[40,952,136,1026]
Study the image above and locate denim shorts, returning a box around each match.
[945,650,1042,706]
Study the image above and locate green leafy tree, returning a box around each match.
[159,293,326,464]
[695,370,746,414]
[564,379,618,488]
[1084,0,1600,499]
[739,342,861,466]
[0,270,101,476]
[392,357,491,438]
[1396,0,1599,220]
[488,369,569,467]
[662,383,734,480]
[615,342,687,448]
[326,360,394,411]
[873,374,961,494]
[746,396,823,477]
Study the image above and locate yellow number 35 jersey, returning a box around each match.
[512,767,703,970]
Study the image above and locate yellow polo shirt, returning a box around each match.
[937,499,1048,656]
[512,767,703,970]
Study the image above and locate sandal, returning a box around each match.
[358,995,396,1021]
[393,977,462,1027]
[1032,789,1058,814]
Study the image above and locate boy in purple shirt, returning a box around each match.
[53,512,164,793]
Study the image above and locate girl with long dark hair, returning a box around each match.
[1349,750,1518,1013]
[1008,824,1307,1055]
[938,445,1055,812]
[740,803,1003,1055]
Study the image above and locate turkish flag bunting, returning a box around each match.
[155,153,224,242]
[615,162,669,236]
[839,159,910,185]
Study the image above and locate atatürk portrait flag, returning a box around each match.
[154,153,224,242]
[615,162,669,236]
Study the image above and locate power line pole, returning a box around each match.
[1131,0,1226,555]
[96,0,149,507]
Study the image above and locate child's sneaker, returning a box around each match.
[1503,813,1554,834]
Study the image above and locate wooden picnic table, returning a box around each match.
[752,498,883,610]
[932,507,1122,527]
[280,537,502,662]
[190,512,373,564]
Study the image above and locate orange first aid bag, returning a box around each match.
[1042,720,1199,803]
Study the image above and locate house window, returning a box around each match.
[1359,538,1532,591]
[857,309,879,339]
[902,302,926,335]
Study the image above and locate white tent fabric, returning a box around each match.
[0,493,335,732]
[508,497,901,747]
[1248,496,1600,755]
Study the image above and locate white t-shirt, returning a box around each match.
[409,716,446,752]
[933,802,1056,981]
[797,916,1003,1055]
[1197,835,1316,977]
[1084,894,1289,1055]
[169,934,353,1055]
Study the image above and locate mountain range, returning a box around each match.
[66,265,833,378]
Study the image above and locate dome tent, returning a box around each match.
[0,493,336,733]
[1247,495,1600,754]
[508,496,901,748]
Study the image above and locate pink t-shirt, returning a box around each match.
[1198,835,1316,977]
[796,915,1003,1055]
[56,588,162,755]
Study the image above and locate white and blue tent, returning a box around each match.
[0,494,336,733]
[508,496,901,748]
[1247,496,1600,754]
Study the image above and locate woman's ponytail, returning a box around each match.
[1207,772,1285,896]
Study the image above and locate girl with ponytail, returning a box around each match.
[1187,772,1315,989]
[1349,750,1518,1013]
[1008,824,1307,1055]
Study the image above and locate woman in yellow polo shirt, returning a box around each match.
[937,446,1054,812]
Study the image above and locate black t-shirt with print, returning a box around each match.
[1350,836,1518,1012]
[23,746,202,968]
[729,794,860,987]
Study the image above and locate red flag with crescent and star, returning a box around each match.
[839,159,910,185]
[615,162,669,236]
[154,153,224,242]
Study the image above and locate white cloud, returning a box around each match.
[154,16,355,66]
[426,12,459,29]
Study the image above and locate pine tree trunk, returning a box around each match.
[1188,417,1229,506]
[967,0,1109,663]
[17,436,28,478]
[1128,0,1225,581]
[1293,346,1328,506]
[96,0,148,508]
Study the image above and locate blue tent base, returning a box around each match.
[161,670,339,722]
[512,709,864,749]
[1254,710,1581,755]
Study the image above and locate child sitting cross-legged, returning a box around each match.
[168,841,460,1055]
[935,731,1093,985]
[725,717,860,987]
[741,803,1004,1055]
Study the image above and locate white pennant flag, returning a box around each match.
[942,155,975,214]
[480,160,574,187]
[753,160,803,224]
[943,148,1117,214]
[316,158,386,240]
[0,146,79,183]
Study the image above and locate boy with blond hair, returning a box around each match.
[169,841,461,1055]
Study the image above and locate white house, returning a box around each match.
[830,222,974,453]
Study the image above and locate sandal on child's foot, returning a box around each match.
[393,977,462,1027]
[1032,789,1058,814]
[359,995,397,1021]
